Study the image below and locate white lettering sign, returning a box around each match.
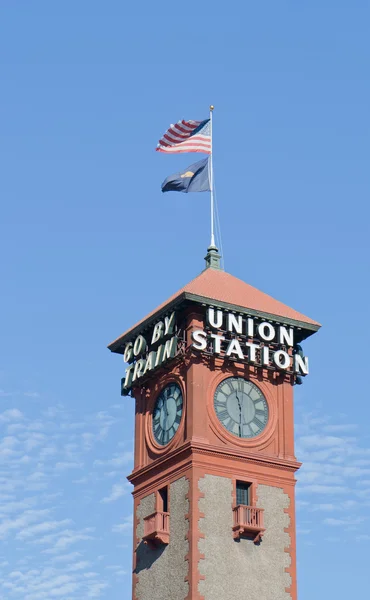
[121,307,310,396]
[190,307,310,377]
[121,312,178,395]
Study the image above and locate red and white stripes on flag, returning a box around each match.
[156,119,211,154]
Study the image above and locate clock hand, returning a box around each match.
[236,392,243,437]
[164,397,170,429]
[241,398,246,426]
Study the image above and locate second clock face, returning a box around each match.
[153,383,183,446]
[214,377,268,439]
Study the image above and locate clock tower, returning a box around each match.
[108,245,320,600]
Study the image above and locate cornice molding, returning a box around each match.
[128,439,301,492]
[109,292,319,353]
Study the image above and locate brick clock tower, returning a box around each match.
[108,245,320,600]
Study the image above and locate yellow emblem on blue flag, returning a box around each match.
[161,158,210,193]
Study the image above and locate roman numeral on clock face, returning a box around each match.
[227,380,236,393]
[224,417,234,431]
[217,409,229,421]
[169,426,175,439]
[255,408,266,420]
[253,416,265,430]
[250,388,260,401]
[243,423,252,437]
[244,383,252,394]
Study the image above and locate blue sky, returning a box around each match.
[0,1,369,598]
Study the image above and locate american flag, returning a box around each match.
[156,119,211,154]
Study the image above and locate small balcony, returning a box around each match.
[143,511,170,547]
[232,505,265,543]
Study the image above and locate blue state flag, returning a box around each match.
[161,158,210,193]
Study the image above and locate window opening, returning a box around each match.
[158,486,168,513]
[236,481,251,506]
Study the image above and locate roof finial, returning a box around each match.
[204,243,222,270]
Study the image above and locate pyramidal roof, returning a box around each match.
[108,259,320,353]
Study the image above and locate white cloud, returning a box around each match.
[298,434,354,449]
[112,515,133,534]
[94,411,114,421]
[297,484,348,494]
[0,409,24,422]
[94,451,133,468]
[101,483,128,504]
[27,471,46,482]
[296,500,309,508]
[0,509,50,539]
[22,432,47,452]
[72,476,89,485]
[310,503,336,511]
[49,552,82,563]
[81,432,95,450]
[322,424,358,433]
[0,401,131,599]
[86,582,109,597]
[324,516,365,527]
[40,528,96,554]
[54,461,83,471]
[295,407,370,552]
[0,564,107,599]
[6,423,26,433]
[355,487,370,498]
[297,528,311,535]
[16,519,73,540]
[67,560,91,572]
[105,564,127,576]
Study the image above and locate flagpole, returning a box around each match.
[209,105,215,247]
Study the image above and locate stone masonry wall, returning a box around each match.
[135,477,189,600]
[198,474,292,600]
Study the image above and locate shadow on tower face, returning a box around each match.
[135,540,167,573]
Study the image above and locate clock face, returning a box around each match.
[153,383,183,446]
[214,377,268,439]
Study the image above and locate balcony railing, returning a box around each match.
[143,511,170,547]
[232,505,265,542]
